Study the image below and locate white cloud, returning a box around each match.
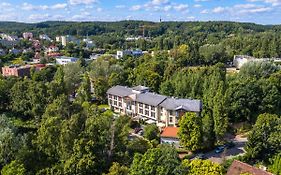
[51,3,67,9]
[151,0,169,5]
[212,6,226,13]
[247,0,281,6]
[174,4,189,12]
[69,0,98,5]
[29,14,50,21]
[200,9,209,14]
[97,8,102,12]
[115,5,126,9]
[194,4,202,8]
[130,5,142,11]
[22,3,48,11]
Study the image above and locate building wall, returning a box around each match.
[107,93,198,126]
[2,67,30,77]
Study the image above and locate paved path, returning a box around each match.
[202,136,248,164]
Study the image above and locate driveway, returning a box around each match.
[200,135,248,164]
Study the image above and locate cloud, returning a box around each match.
[200,9,209,14]
[212,6,226,13]
[174,4,189,12]
[247,0,281,6]
[130,5,142,11]
[151,0,169,5]
[22,3,48,11]
[29,14,50,21]
[51,3,67,9]
[69,0,98,5]
[194,4,202,8]
[115,5,126,9]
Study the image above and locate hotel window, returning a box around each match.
[114,96,117,100]
[151,112,155,118]
[145,104,149,109]
[118,96,122,101]
[139,109,143,114]
[119,102,122,107]
[169,116,173,123]
[145,110,149,116]
[151,106,155,111]
[114,101,117,106]
[139,103,143,108]
[109,95,112,99]
[109,100,112,105]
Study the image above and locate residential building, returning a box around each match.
[56,56,79,65]
[116,50,143,59]
[233,55,281,69]
[39,34,52,41]
[107,85,202,127]
[56,35,79,46]
[227,160,273,175]
[160,127,180,147]
[0,33,18,41]
[2,65,31,77]
[23,32,33,40]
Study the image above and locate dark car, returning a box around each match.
[215,146,225,153]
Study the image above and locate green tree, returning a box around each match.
[76,73,92,104]
[181,159,224,175]
[106,162,129,175]
[143,124,160,142]
[178,112,203,152]
[1,160,26,175]
[245,113,281,161]
[129,145,180,175]
[269,153,281,175]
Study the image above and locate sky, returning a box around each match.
[0,0,281,24]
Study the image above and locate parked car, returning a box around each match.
[215,146,225,153]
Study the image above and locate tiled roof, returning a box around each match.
[161,127,179,138]
[227,160,273,175]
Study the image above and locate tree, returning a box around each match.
[181,159,224,175]
[106,162,129,175]
[75,73,91,104]
[245,113,281,161]
[143,124,160,142]
[1,160,26,175]
[178,112,203,152]
[269,153,281,175]
[129,145,180,175]
[63,62,84,95]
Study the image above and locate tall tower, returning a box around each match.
[160,16,162,23]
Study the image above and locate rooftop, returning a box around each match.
[161,127,179,138]
[227,160,273,175]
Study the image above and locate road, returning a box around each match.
[203,136,248,164]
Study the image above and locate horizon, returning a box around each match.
[1,0,281,25]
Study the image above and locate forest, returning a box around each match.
[1,52,281,174]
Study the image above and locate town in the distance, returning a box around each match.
[0,21,280,175]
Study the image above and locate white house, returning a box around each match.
[160,127,180,147]
[56,56,79,65]
[116,50,143,59]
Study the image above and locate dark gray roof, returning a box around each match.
[136,92,167,106]
[132,85,150,91]
[107,85,133,97]
[159,98,202,112]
